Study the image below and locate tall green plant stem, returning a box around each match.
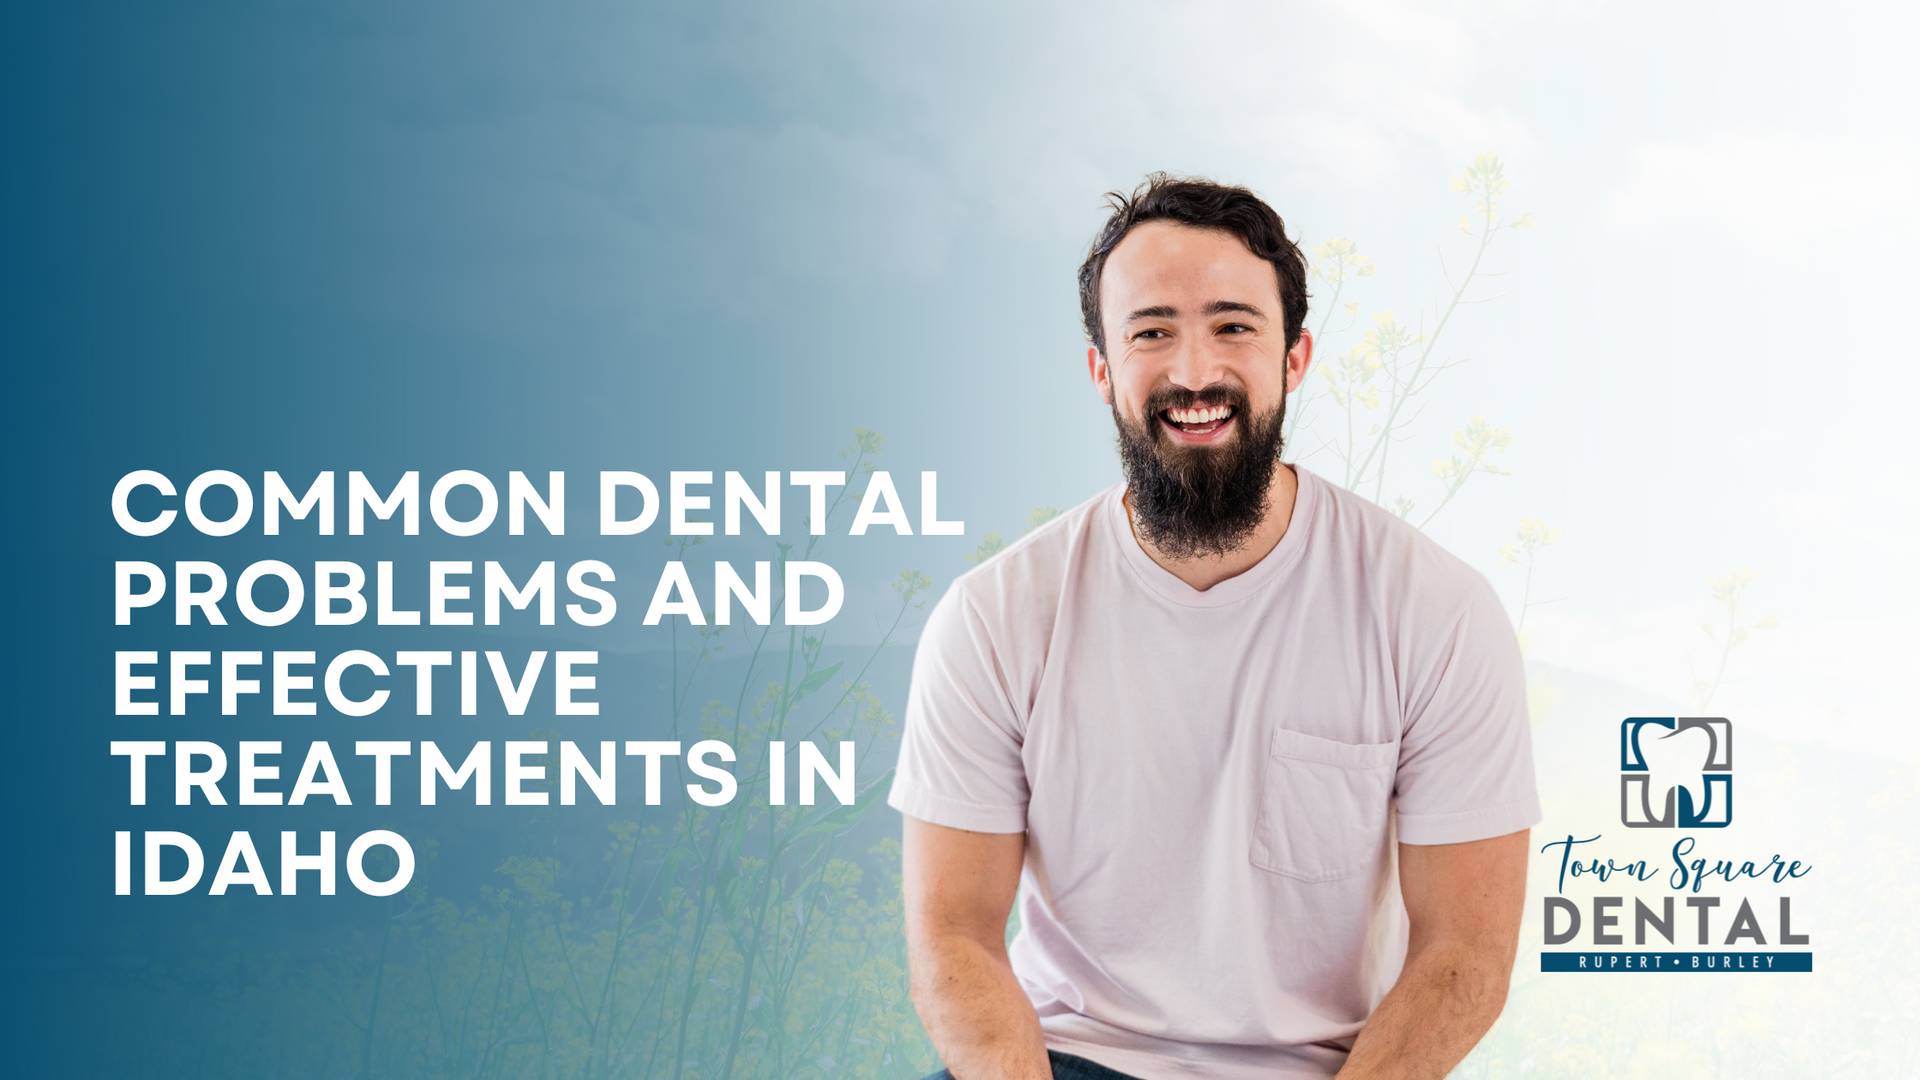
[1697,596,1741,712]
[1514,551,1539,638]
[1354,190,1501,500]
[1283,267,1359,454]
[361,900,395,1079]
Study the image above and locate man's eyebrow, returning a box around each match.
[1203,300,1267,319]
[1124,304,1179,323]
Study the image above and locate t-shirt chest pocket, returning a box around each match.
[1250,727,1400,882]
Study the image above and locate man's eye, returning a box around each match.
[1219,323,1252,334]
[1135,329,1169,340]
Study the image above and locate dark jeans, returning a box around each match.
[925,1050,1142,1080]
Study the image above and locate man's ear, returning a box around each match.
[1088,346,1112,405]
[1285,328,1314,394]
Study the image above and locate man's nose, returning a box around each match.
[1164,334,1229,390]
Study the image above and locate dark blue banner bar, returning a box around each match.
[1542,952,1811,972]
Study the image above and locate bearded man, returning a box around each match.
[886,175,1540,1080]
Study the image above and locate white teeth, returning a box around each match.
[1167,405,1232,425]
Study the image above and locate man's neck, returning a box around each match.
[1122,464,1300,592]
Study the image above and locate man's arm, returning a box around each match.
[902,815,1050,1080]
[1337,828,1529,1079]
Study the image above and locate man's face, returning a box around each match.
[1088,221,1312,557]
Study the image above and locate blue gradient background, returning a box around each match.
[6,1,1918,1075]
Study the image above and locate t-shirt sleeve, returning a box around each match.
[1392,577,1542,845]
[886,584,1031,834]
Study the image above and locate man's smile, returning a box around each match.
[1161,404,1236,441]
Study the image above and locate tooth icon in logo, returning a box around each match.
[1620,717,1733,828]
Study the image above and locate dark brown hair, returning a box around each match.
[1077,173,1309,356]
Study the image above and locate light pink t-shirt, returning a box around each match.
[887,466,1540,1080]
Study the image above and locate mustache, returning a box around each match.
[1141,383,1248,416]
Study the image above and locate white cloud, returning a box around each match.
[1606,128,1920,251]
[310,0,1539,311]
[791,0,1538,237]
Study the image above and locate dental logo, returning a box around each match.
[1620,717,1732,828]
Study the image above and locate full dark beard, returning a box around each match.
[1113,384,1287,560]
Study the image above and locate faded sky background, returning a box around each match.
[5,0,1917,1071]
[7,0,1918,960]
[28,0,1904,749]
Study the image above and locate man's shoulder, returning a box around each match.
[1299,467,1495,620]
[930,485,1116,628]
